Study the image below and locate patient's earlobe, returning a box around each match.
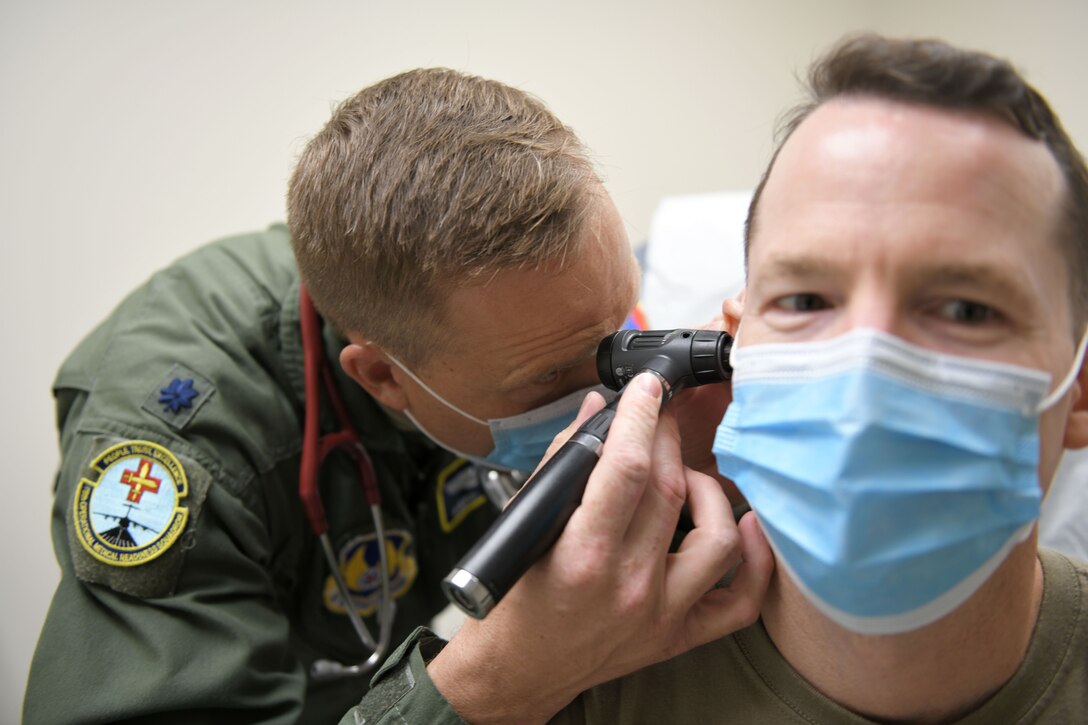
[340,343,409,411]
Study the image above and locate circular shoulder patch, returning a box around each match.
[73,440,189,567]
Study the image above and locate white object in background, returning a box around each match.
[641,190,752,328]
[1039,448,1088,563]
[430,603,467,639]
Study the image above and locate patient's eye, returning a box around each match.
[937,299,999,324]
[775,293,830,312]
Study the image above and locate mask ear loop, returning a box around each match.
[1037,324,1088,413]
[728,323,742,370]
[385,352,490,426]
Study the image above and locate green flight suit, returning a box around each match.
[23,226,499,724]
[349,548,1088,724]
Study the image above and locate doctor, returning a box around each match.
[22,67,705,724]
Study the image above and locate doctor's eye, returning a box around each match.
[774,293,830,313]
[937,299,1000,325]
[533,369,560,385]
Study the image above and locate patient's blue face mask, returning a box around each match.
[389,355,611,474]
[713,327,1088,635]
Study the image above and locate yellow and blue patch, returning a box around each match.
[323,530,418,616]
[436,459,487,533]
[73,440,189,567]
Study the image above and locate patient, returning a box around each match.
[551,33,1088,723]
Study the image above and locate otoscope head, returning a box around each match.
[596,328,733,394]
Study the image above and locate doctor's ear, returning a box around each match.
[722,288,746,338]
[340,342,409,411]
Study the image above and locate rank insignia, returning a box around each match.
[73,440,189,567]
[159,378,198,413]
[142,363,216,429]
[323,530,418,616]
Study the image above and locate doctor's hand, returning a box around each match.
[427,372,774,725]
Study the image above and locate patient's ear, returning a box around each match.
[722,288,745,338]
[340,342,408,411]
[1063,357,1088,450]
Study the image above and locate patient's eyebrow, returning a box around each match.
[756,255,1038,309]
[758,254,848,282]
[906,262,1036,309]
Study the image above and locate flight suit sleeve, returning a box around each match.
[339,627,467,725]
[23,429,308,725]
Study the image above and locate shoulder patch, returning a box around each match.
[68,438,212,597]
[141,363,216,429]
[73,440,189,566]
[436,459,487,533]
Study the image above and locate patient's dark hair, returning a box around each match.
[745,34,1088,328]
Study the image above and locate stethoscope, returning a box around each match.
[298,286,395,681]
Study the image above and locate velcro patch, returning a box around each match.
[141,363,216,429]
[323,529,418,616]
[68,438,211,598]
[436,459,487,533]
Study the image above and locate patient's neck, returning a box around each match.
[761,538,1043,724]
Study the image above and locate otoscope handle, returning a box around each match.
[442,400,618,619]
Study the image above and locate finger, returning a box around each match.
[531,390,607,476]
[696,314,725,332]
[664,467,738,608]
[727,511,775,602]
[676,510,774,649]
[618,406,687,568]
[571,372,663,545]
[574,389,607,426]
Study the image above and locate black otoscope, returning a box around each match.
[442,328,734,619]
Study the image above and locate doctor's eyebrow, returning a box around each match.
[502,341,601,390]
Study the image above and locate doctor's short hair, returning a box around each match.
[288,68,600,366]
[745,33,1088,331]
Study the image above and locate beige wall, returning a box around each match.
[2,0,1085,718]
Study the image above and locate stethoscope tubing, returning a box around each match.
[299,286,395,680]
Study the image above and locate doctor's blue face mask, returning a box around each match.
[387,354,612,474]
[713,327,1088,635]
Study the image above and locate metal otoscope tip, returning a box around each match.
[442,568,495,619]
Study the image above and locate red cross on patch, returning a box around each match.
[120,459,162,503]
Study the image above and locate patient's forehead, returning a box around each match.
[752,97,1065,263]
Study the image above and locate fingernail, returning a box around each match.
[635,372,663,399]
